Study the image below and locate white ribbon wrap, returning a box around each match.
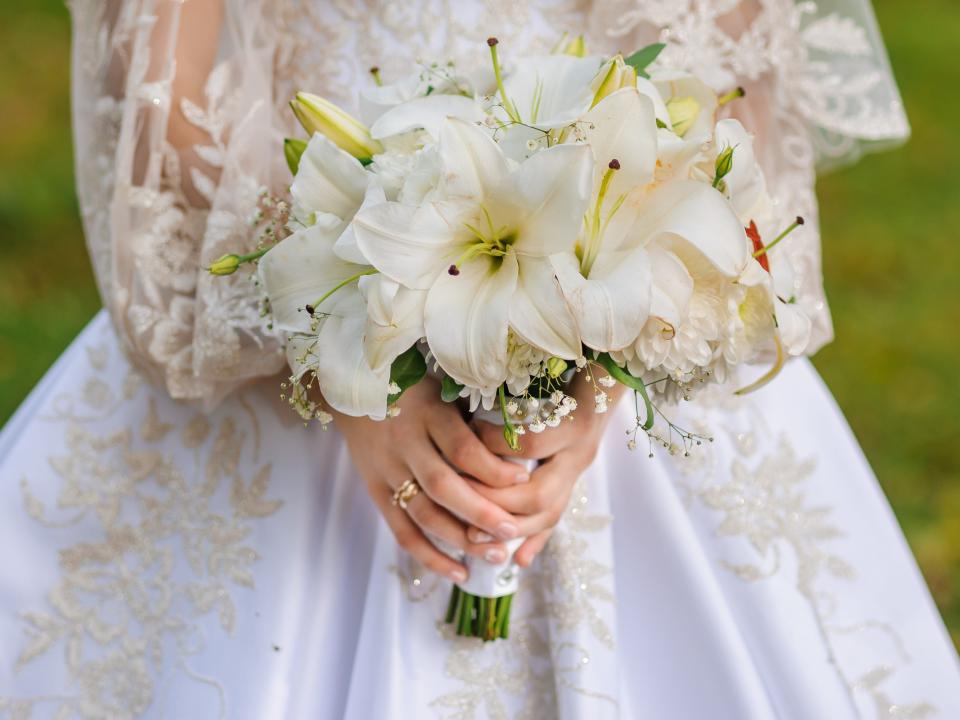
[456,407,537,598]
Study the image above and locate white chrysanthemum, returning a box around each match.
[625,242,747,381]
[369,143,439,205]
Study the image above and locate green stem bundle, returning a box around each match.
[445,586,514,641]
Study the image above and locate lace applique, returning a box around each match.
[0,324,282,719]
[673,389,935,718]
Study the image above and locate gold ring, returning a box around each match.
[391,478,421,509]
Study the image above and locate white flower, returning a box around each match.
[354,117,591,391]
[549,88,659,351]
[497,54,603,129]
[261,136,423,418]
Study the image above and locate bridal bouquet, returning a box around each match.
[210,36,812,640]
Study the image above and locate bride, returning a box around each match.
[1,1,958,718]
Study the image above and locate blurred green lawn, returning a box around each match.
[1,1,958,642]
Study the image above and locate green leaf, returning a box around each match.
[655,118,668,129]
[388,345,427,404]
[441,376,464,403]
[595,352,655,431]
[284,137,308,176]
[624,43,666,79]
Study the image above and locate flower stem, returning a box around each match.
[309,268,378,311]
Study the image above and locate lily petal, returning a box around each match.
[501,54,603,128]
[333,182,386,264]
[505,143,593,256]
[371,94,485,140]
[424,253,519,389]
[287,290,390,419]
[628,180,747,277]
[582,88,658,197]
[438,117,509,201]
[509,256,581,358]
[359,275,426,372]
[648,244,693,327]
[290,133,369,227]
[354,200,470,290]
[258,223,368,333]
[552,248,652,351]
[775,299,813,356]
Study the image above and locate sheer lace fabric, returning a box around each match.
[68,0,910,404]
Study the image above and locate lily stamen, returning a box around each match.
[488,37,520,123]
[753,216,805,259]
[718,86,746,106]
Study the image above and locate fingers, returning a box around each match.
[473,420,577,460]
[466,453,585,535]
[430,415,530,487]
[469,526,553,567]
[515,530,553,567]
[368,480,467,582]
[408,453,521,542]
[402,491,509,562]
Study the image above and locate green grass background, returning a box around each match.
[1,1,958,642]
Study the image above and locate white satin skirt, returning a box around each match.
[1,311,958,719]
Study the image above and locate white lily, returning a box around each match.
[259,223,391,419]
[263,135,427,416]
[489,52,604,161]
[496,54,602,129]
[353,117,591,390]
[550,87,660,351]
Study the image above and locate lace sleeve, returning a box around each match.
[68,0,289,407]
[794,0,909,171]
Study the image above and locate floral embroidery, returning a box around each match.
[675,395,934,718]
[0,324,282,719]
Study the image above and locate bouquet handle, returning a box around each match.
[443,407,535,639]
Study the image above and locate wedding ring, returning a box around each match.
[391,478,421,510]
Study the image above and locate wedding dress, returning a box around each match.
[1,1,958,718]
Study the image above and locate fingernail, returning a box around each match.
[497,522,519,540]
[471,530,495,543]
[484,548,506,564]
[514,472,530,483]
[450,569,467,583]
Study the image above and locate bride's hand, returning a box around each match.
[332,377,530,583]
[469,373,626,567]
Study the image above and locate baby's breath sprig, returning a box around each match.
[280,336,334,427]
[207,189,291,277]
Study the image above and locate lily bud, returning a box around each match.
[208,254,241,276]
[284,137,308,175]
[713,145,735,189]
[290,92,383,161]
[666,96,701,137]
[563,35,587,57]
[590,54,638,108]
[546,357,568,379]
[551,32,587,57]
